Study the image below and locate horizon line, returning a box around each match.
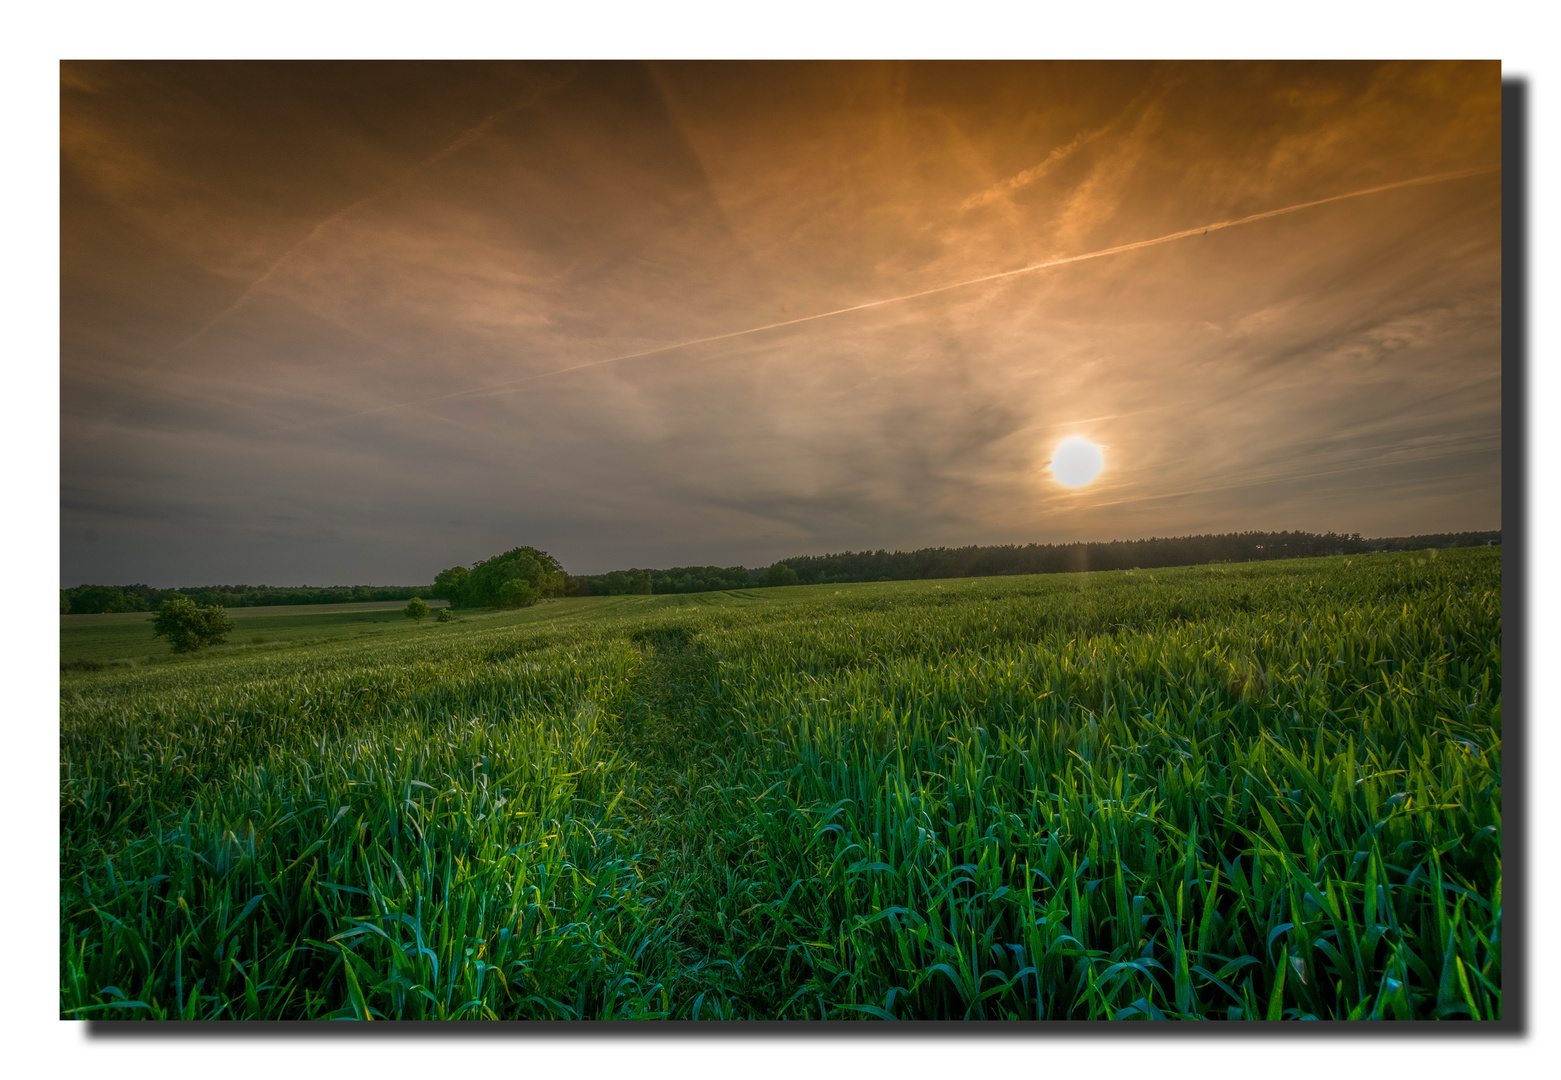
[61,525,1503,592]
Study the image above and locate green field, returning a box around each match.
[60,549,1501,1020]
[61,600,451,667]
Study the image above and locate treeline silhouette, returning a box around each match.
[573,565,756,596]
[568,529,1500,595]
[570,562,802,596]
[767,530,1501,586]
[60,583,431,616]
[62,529,1500,612]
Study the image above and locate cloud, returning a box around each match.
[61,61,1503,586]
[959,123,1111,211]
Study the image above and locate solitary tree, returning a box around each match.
[151,596,234,654]
[404,597,430,621]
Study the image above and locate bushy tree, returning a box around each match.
[404,597,429,621]
[429,547,567,609]
[496,578,537,608]
[151,597,234,654]
[430,565,469,605]
[763,563,800,587]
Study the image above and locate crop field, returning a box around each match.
[60,548,1502,1021]
[61,600,450,668]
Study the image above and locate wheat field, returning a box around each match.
[60,548,1501,1020]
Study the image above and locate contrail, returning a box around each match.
[159,85,564,364]
[309,163,1498,427]
[160,196,377,361]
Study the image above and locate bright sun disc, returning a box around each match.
[1051,437,1104,487]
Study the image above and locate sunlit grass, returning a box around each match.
[60,549,1500,1020]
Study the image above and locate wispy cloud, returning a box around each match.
[154,82,570,364]
[960,124,1110,211]
[61,62,1503,585]
[304,163,1496,430]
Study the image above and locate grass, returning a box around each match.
[61,601,450,667]
[59,548,1501,1020]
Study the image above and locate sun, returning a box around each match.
[1050,437,1104,488]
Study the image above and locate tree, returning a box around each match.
[151,596,234,654]
[496,578,537,608]
[404,597,429,621]
[763,563,800,587]
[431,565,469,605]
[433,547,566,608]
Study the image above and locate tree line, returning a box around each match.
[764,530,1502,586]
[428,550,802,606]
[60,582,432,616]
[570,562,799,596]
[559,530,1497,596]
[63,529,1500,615]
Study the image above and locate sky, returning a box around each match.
[60,60,1503,587]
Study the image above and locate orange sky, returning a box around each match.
[61,61,1502,585]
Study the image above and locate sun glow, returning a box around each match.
[1050,437,1104,488]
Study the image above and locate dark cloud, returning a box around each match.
[61,61,1501,586]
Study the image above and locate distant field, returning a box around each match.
[61,599,450,665]
[60,550,1501,1020]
